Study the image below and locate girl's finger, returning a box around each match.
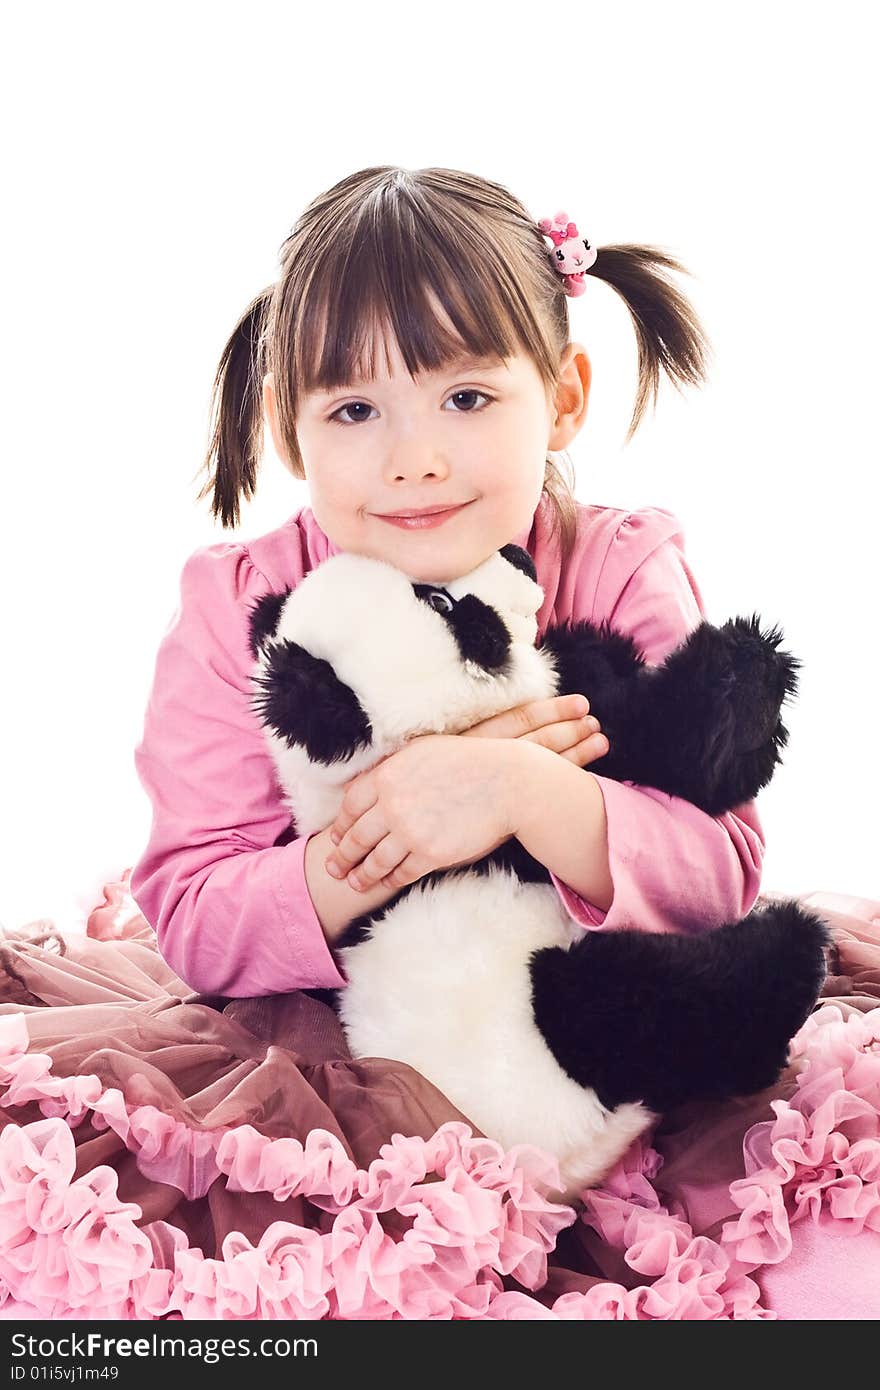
[331,773,379,844]
[525,714,600,752]
[347,833,408,892]
[463,694,589,739]
[327,803,387,875]
[570,732,610,767]
[378,852,421,892]
[516,694,591,727]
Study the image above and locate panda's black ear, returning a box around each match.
[499,544,537,583]
[252,640,373,765]
[247,588,292,659]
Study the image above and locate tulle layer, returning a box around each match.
[722,1005,880,1263]
[0,1104,573,1319]
[0,876,879,1319]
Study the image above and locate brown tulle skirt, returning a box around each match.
[1,880,879,1320]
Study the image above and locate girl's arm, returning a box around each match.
[530,511,766,935]
[303,824,400,941]
[511,746,614,911]
[130,544,396,998]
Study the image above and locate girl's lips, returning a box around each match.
[374,502,472,530]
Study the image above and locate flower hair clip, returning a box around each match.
[538,211,597,297]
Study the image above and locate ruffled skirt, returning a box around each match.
[1,876,879,1320]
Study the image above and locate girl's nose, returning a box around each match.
[384,443,451,485]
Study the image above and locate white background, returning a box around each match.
[1,1,876,934]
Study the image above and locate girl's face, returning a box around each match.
[265,308,590,584]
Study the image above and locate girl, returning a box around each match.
[1,166,877,1320]
[131,164,765,997]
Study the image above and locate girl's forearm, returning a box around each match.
[304,738,614,945]
[303,825,400,944]
[509,742,614,912]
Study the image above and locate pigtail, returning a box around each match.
[194,286,274,529]
[586,245,713,442]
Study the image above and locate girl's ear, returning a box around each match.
[548,343,592,451]
[263,371,292,469]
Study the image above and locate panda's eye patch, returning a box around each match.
[412,584,455,615]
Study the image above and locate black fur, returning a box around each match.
[247,589,292,659]
[530,901,830,1112]
[412,584,513,673]
[499,543,538,583]
[251,639,373,764]
[448,594,513,673]
[541,613,801,815]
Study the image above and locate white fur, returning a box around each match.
[338,867,652,1201]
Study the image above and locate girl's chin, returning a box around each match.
[373,535,475,576]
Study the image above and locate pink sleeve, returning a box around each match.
[548,511,766,935]
[129,545,347,996]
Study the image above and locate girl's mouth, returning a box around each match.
[375,502,472,530]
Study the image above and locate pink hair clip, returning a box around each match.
[538,211,597,297]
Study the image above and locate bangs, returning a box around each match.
[288,192,555,399]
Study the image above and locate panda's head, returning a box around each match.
[246,544,557,820]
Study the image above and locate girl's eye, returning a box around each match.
[331,401,374,425]
[329,389,493,425]
[447,389,492,414]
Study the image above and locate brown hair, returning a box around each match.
[196,166,712,565]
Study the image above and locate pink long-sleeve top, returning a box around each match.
[129,496,765,997]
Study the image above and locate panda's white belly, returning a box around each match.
[337,866,652,1199]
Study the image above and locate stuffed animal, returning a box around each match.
[247,544,829,1199]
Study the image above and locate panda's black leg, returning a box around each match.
[529,900,830,1113]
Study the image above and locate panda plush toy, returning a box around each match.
[247,543,829,1199]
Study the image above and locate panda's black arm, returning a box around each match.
[538,614,800,817]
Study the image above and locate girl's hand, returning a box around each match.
[461,693,609,768]
[325,734,518,894]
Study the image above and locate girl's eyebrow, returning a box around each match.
[311,354,507,396]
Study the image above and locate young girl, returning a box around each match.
[130,165,765,999]
[1,165,878,1321]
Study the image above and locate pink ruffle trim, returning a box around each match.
[540,1135,771,1320]
[3,1003,879,1319]
[0,1013,574,1318]
[719,1004,880,1266]
[490,1004,880,1318]
[544,1003,880,1320]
